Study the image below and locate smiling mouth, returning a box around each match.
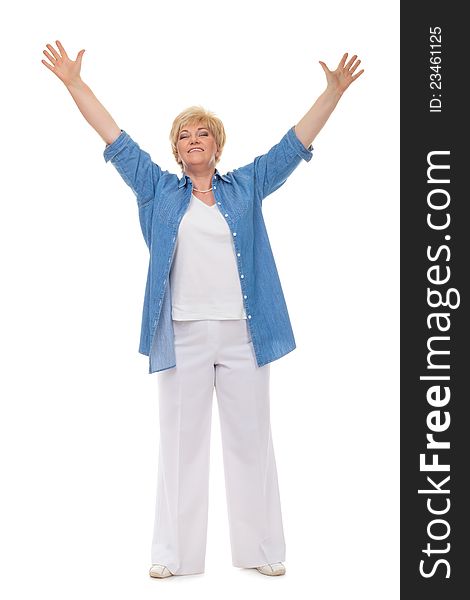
[188,148,204,153]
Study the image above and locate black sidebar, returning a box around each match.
[401,3,468,599]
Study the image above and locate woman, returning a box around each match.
[42,40,364,578]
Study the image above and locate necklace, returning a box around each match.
[193,186,213,193]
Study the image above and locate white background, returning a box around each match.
[0,0,399,598]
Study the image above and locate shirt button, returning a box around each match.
[233,232,237,236]
[240,274,244,278]
[224,213,228,217]
[248,315,252,319]
[218,202,221,205]
[237,253,240,257]
[244,295,247,299]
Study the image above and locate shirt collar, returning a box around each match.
[178,169,231,188]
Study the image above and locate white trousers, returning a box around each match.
[150,319,286,575]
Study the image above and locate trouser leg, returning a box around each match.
[214,319,286,568]
[150,320,215,575]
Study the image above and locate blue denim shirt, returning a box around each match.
[103,126,313,373]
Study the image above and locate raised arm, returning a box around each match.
[294,52,364,149]
[41,40,121,146]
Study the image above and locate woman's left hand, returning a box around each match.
[319,53,364,95]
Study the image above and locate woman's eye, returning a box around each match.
[179,130,208,139]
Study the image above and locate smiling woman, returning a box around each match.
[168,106,227,205]
[42,38,363,580]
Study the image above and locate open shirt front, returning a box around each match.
[103,126,313,373]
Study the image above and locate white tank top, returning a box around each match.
[170,193,247,320]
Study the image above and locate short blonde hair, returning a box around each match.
[169,105,226,169]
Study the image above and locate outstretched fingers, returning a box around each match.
[45,43,61,61]
[43,48,56,64]
[337,52,348,69]
[41,58,55,71]
[349,58,361,75]
[55,40,69,60]
[345,54,358,70]
[351,68,365,81]
[43,41,68,66]
[342,54,364,84]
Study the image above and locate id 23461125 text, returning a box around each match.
[429,26,442,113]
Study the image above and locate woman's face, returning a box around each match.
[176,121,220,173]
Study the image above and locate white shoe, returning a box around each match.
[255,562,286,576]
[149,564,173,578]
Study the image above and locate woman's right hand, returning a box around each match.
[41,40,85,86]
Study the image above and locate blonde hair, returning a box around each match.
[169,105,226,170]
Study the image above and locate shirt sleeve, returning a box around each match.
[103,130,164,207]
[236,126,313,202]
